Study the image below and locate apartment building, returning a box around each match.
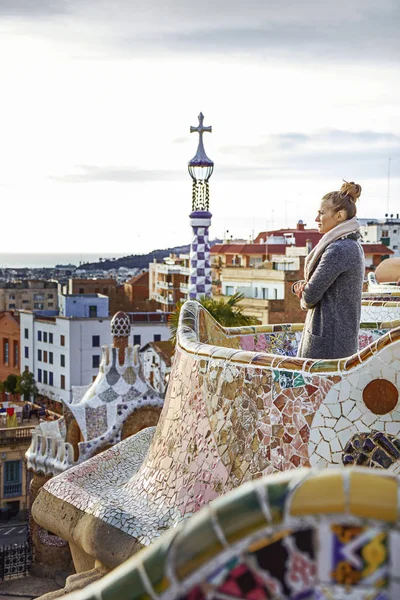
[127,312,171,348]
[67,278,117,314]
[0,280,58,312]
[220,254,307,324]
[0,403,57,518]
[359,216,400,257]
[0,312,20,381]
[20,297,111,404]
[149,255,190,312]
[140,340,174,396]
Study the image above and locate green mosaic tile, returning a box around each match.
[141,529,177,593]
[174,509,224,581]
[100,562,150,600]
[214,482,267,543]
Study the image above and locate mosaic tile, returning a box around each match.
[33,301,400,560]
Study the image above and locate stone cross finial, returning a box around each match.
[190,112,212,140]
[189,113,213,167]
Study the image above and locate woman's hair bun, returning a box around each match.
[340,180,362,202]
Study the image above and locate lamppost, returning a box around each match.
[188,113,214,300]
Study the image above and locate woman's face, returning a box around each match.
[315,200,345,234]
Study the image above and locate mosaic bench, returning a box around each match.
[59,467,400,600]
[32,301,400,585]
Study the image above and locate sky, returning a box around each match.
[0,0,399,258]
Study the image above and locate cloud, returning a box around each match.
[218,129,400,178]
[51,129,400,184]
[50,164,187,183]
[1,0,398,65]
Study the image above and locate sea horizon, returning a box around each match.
[0,253,130,269]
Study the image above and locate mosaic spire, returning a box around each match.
[188,113,213,300]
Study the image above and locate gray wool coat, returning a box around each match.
[296,235,364,360]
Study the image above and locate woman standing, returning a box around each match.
[294,181,364,359]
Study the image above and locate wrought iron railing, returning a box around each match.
[3,483,22,498]
[0,541,32,580]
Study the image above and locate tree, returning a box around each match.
[169,292,259,344]
[3,374,18,395]
[16,371,38,402]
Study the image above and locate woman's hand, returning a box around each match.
[293,281,306,299]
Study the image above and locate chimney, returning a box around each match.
[306,239,312,254]
[297,220,305,231]
[111,311,131,366]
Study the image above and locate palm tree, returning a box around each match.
[169,292,259,344]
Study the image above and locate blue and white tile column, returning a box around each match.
[189,210,212,299]
[188,113,214,300]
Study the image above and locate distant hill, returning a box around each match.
[79,241,223,271]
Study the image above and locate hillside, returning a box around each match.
[79,241,222,271]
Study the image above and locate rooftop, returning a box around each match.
[140,340,174,366]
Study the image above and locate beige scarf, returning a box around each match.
[304,216,360,281]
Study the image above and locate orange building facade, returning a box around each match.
[0,311,20,382]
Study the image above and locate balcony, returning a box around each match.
[156,265,186,275]
[180,283,189,294]
[3,482,22,498]
[0,426,35,446]
[157,281,174,290]
[155,294,175,305]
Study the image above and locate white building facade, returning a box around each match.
[359,216,400,257]
[59,294,109,318]
[20,311,111,404]
[127,313,171,348]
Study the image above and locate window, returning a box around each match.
[37,369,42,383]
[43,332,48,343]
[48,302,54,307]
[34,303,44,309]
[94,287,100,293]
[9,295,15,300]
[24,328,29,339]
[37,331,42,341]
[92,355,100,368]
[49,352,53,364]
[60,374,65,389]
[79,288,84,294]
[60,335,65,347]
[5,461,21,484]
[13,342,18,367]
[47,293,54,299]
[92,335,100,347]
[3,339,9,364]
[154,334,161,342]
[38,349,42,361]
[8,304,15,309]
[60,354,65,367]
[133,334,141,346]
[43,370,48,385]
[22,300,29,304]
[24,346,29,359]
[49,372,54,386]
[225,286,234,296]
[89,305,97,318]
[49,332,53,344]
[262,288,268,300]
[103,288,107,295]
[43,350,48,363]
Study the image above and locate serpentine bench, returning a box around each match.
[54,467,400,600]
[32,301,400,587]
